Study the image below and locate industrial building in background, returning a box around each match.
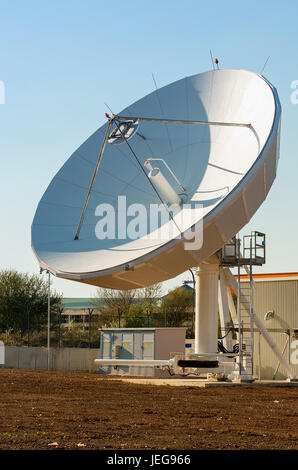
[241,273,298,380]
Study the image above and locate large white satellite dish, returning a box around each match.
[31,68,297,382]
[32,69,281,290]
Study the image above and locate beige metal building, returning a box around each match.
[241,273,298,380]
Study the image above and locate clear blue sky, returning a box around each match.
[1,0,298,297]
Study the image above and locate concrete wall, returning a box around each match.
[2,346,100,373]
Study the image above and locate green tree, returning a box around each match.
[124,303,146,328]
[160,287,193,327]
[0,270,62,333]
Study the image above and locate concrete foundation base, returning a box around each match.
[109,377,298,388]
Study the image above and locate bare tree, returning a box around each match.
[135,283,163,314]
[93,287,136,327]
[92,284,163,328]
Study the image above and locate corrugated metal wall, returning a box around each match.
[241,279,298,380]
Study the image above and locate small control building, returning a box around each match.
[99,328,186,377]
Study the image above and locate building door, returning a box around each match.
[142,332,154,360]
[102,332,112,358]
[121,333,134,359]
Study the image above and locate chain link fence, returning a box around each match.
[0,310,196,349]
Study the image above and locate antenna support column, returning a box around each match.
[195,263,219,354]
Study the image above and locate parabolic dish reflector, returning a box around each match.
[32,69,281,289]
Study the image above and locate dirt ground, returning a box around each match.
[0,368,297,450]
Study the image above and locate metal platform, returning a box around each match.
[220,232,265,267]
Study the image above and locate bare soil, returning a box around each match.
[0,369,297,450]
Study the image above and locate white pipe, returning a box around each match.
[226,282,237,324]
[146,158,185,192]
[218,269,233,351]
[223,271,239,341]
[95,359,172,367]
[224,268,296,379]
[95,358,235,369]
[195,264,219,354]
[149,167,182,205]
[218,362,236,367]
[273,335,290,380]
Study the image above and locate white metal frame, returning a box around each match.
[95,262,296,381]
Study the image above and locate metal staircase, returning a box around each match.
[221,232,266,381]
[236,252,254,381]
